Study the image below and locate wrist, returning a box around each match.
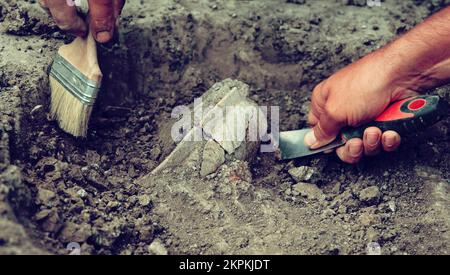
[380,34,450,93]
[376,38,450,99]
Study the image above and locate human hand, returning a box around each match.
[39,0,126,43]
[304,49,421,164]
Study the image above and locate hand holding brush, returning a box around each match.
[42,0,126,137]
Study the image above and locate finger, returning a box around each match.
[112,0,126,29]
[88,0,115,43]
[382,131,401,152]
[305,112,344,149]
[305,83,345,149]
[39,0,52,16]
[336,138,364,164]
[308,111,319,127]
[113,0,126,18]
[363,127,382,156]
[307,82,325,126]
[45,0,87,37]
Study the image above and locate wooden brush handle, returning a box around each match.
[57,31,102,83]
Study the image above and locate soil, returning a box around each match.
[0,0,449,255]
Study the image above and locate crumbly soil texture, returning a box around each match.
[0,0,449,255]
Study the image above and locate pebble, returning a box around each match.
[288,166,316,183]
[148,238,168,255]
[106,201,120,212]
[358,186,381,205]
[39,209,61,233]
[321,208,336,219]
[366,227,380,242]
[37,188,56,206]
[388,201,396,212]
[35,209,52,221]
[292,183,325,201]
[150,146,161,160]
[77,188,87,198]
[59,222,92,243]
[358,211,380,226]
[138,194,152,207]
[85,170,108,190]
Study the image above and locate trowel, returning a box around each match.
[278,95,448,160]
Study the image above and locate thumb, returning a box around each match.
[41,0,87,37]
[88,0,115,43]
[304,112,343,149]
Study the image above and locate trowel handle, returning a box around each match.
[341,95,448,141]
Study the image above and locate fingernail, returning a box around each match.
[96,31,111,42]
[384,136,396,147]
[349,143,362,157]
[304,130,317,147]
[367,133,379,146]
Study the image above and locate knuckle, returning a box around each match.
[39,0,48,8]
[54,18,75,30]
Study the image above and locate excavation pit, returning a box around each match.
[0,0,449,255]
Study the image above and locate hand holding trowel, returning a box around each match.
[279,95,448,160]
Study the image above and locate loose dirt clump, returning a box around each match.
[0,0,449,255]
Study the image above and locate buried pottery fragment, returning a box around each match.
[151,79,267,177]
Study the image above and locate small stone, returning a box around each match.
[148,238,168,255]
[59,222,92,243]
[358,209,380,226]
[288,166,316,183]
[139,226,154,242]
[37,188,56,206]
[40,209,61,233]
[388,201,396,212]
[35,209,51,221]
[358,186,381,205]
[77,188,87,198]
[292,183,325,201]
[85,170,108,190]
[138,194,151,206]
[150,146,161,160]
[366,227,380,242]
[382,229,398,242]
[85,150,101,164]
[321,208,336,218]
[330,181,342,194]
[106,201,120,212]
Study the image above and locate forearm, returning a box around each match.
[381,6,450,94]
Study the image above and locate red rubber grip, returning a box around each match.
[341,95,445,141]
[375,98,415,122]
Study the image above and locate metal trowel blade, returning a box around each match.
[278,129,345,160]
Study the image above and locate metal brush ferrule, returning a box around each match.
[50,53,100,106]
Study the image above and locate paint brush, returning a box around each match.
[49,29,102,137]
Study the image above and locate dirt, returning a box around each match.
[0,0,449,255]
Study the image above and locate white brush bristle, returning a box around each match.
[50,76,93,137]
